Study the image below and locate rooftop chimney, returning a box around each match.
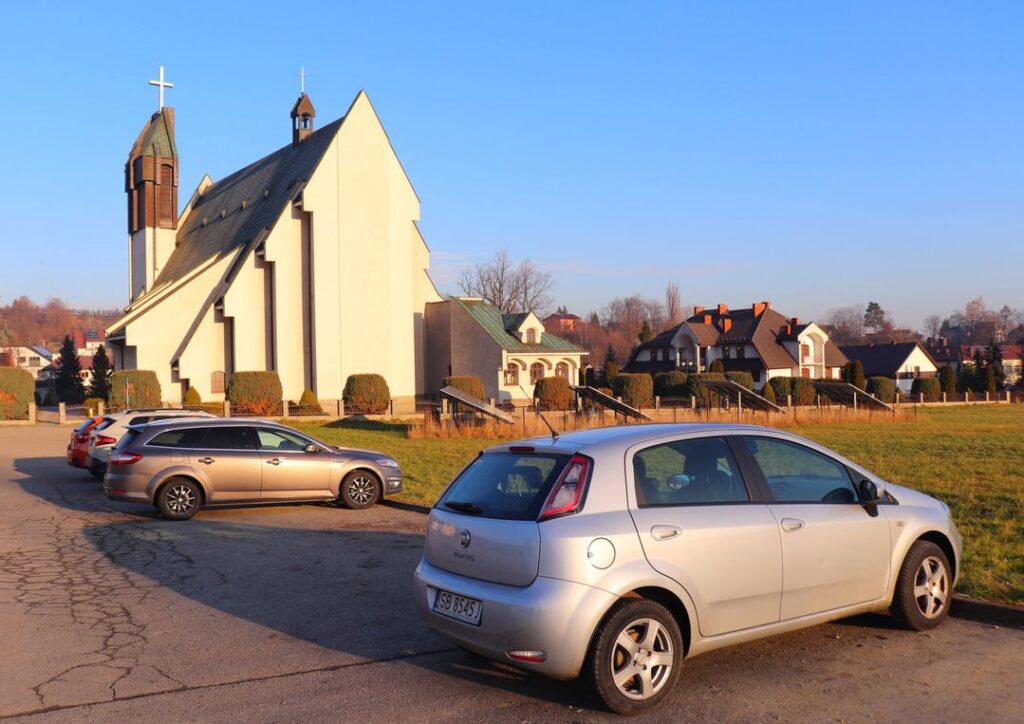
[723,318,733,333]
[693,306,705,316]
[752,301,770,317]
[717,303,729,315]
[703,314,712,325]
[790,317,800,326]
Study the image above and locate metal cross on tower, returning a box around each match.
[149,66,174,109]
[300,66,306,94]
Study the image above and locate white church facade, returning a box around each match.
[107,80,442,410]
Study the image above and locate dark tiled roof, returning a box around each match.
[635,328,678,351]
[151,117,345,291]
[454,299,584,354]
[128,110,176,160]
[840,342,934,377]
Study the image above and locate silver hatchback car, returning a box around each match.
[104,418,403,519]
[414,423,962,714]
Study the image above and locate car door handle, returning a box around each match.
[197,457,215,465]
[781,518,805,532]
[650,525,681,541]
[266,458,281,466]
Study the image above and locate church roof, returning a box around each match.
[152,116,344,290]
[128,110,177,160]
[453,298,584,354]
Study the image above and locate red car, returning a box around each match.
[67,416,104,468]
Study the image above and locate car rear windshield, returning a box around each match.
[114,430,141,451]
[74,419,95,433]
[95,417,117,431]
[437,452,571,521]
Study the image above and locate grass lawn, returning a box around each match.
[291,405,1024,604]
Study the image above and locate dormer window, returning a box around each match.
[527,329,537,344]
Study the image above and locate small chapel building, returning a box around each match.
[106,83,441,410]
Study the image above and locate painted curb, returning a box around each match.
[950,595,1024,628]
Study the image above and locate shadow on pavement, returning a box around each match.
[78,517,596,710]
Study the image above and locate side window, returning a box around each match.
[148,429,204,449]
[633,437,748,506]
[741,437,857,503]
[256,428,310,451]
[196,427,257,450]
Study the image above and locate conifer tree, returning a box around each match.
[637,320,653,343]
[88,344,113,401]
[55,335,85,404]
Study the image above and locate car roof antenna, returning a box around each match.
[519,385,559,441]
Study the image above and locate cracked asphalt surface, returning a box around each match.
[1,425,1023,723]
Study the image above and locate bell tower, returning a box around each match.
[125,66,179,302]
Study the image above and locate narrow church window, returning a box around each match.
[159,164,174,225]
[211,371,225,394]
[530,362,544,384]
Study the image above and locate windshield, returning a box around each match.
[74,419,96,433]
[437,452,570,521]
[95,417,118,431]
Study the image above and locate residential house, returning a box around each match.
[542,312,582,335]
[925,338,1023,387]
[37,354,96,399]
[73,330,107,356]
[625,302,848,388]
[425,298,587,403]
[839,342,939,394]
[0,346,53,379]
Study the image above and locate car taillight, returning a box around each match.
[539,454,591,521]
[108,452,142,465]
[95,435,117,446]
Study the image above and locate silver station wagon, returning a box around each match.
[414,423,962,715]
[104,418,403,519]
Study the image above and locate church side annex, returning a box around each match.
[107,76,441,411]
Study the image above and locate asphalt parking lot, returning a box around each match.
[1,425,1022,723]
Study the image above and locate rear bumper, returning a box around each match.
[413,558,616,679]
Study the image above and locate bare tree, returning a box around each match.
[923,315,943,340]
[664,282,682,326]
[824,306,864,344]
[457,250,555,315]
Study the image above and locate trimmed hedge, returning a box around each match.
[791,377,815,405]
[343,373,390,414]
[611,373,654,409]
[759,381,777,404]
[685,372,725,407]
[82,397,105,415]
[299,388,319,405]
[653,371,688,398]
[843,360,866,390]
[768,376,792,400]
[866,376,896,403]
[724,371,755,391]
[227,371,282,416]
[938,365,957,395]
[184,386,202,405]
[534,377,573,411]
[108,370,162,410]
[0,368,34,419]
[910,377,941,402]
[443,375,485,401]
[708,359,725,374]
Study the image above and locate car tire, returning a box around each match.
[156,477,202,521]
[890,540,952,631]
[89,466,104,481]
[339,470,381,510]
[586,598,683,715]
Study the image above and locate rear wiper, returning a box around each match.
[444,500,483,515]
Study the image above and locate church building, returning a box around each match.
[107,75,441,409]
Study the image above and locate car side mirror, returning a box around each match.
[304,444,320,454]
[858,479,879,503]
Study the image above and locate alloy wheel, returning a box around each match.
[914,555,949,619]
[165,484,197,515]
[609,618,674,700]
[347,476,377,506]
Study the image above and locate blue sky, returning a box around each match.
[1,1,1021,329]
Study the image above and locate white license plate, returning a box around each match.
[433,589,483,626]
